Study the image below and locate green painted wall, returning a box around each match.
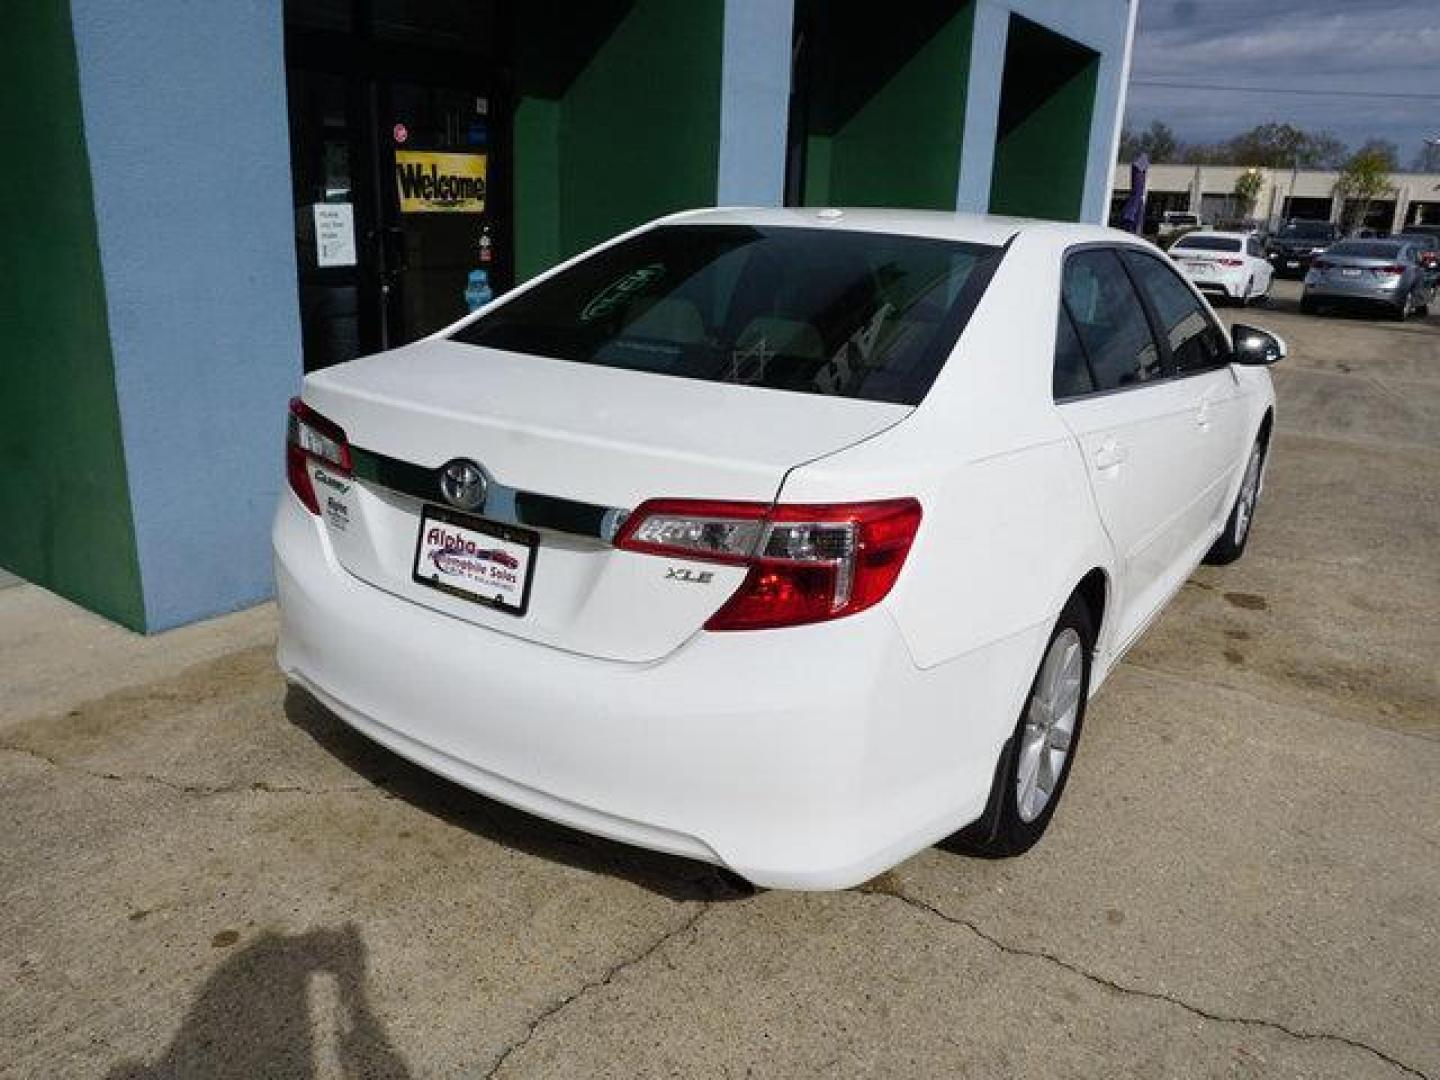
[0,0,144,628]
[989,48,1098,220]
[513,97,563,283]
[514,0,724,280]
[802,4,973,210]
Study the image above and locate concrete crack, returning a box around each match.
[484,903,712,1077]
[0,743,373,797]
[860,884,1429,1080]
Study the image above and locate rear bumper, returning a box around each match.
[272,495,1041,889]
[1181,267,1247,299]
[1269,251,1319,276]
[1303,280,1407,305]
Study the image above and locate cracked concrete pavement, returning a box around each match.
[2,280,1437,1077]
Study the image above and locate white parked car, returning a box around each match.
[1168,230,1274,305]
[275,208,1281,890]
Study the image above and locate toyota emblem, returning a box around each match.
[439,459,488,511]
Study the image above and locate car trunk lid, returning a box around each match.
[301,338,910,662]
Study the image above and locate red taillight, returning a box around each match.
[1375,264,1405,275]
[614,497,923,631]
[1217,257,1244,267]
[286,397,352,514]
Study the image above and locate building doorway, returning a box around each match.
[284,0,512,371]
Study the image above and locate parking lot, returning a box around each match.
[1,279,1436,1078]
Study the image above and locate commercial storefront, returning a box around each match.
[2,0,1135,631]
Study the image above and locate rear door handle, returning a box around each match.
[1094,439,1127,472]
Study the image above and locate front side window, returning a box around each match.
[1122,250,1229,375]
[452,225,1003,406]
[1061,250,1162,392]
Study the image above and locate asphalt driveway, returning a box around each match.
[2,280,1436,1079]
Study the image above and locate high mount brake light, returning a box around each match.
[615,498,923,631]
[286,397,352,514]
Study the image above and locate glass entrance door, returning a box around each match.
[284,0,508,371]
[378,82,505,346]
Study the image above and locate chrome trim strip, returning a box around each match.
[349,446,628,543]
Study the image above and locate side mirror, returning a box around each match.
[1231,324,1286,366]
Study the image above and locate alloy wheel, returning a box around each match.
[1016,628,1084,823]
[1234,444,1262,543]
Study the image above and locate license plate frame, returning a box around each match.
[412,505,539,617]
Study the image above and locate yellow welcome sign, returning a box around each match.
[394,151,487,213]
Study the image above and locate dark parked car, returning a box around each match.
[1301,239,1435,320]
[1268,220,1342,278]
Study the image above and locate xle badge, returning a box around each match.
[666,568,714,585]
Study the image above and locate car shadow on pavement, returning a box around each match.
[105,923,411,1080]
[283,686,754,904]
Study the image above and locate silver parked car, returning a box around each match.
[1301,239,1434,319]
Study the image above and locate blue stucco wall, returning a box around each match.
[716,0,794,205]
[70,0,302,631]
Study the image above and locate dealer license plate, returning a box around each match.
[412,505,538,616]
[1286,260,1300,268]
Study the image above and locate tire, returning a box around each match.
[1300,296,1320,315]
[1394,290,1416,321]
[1205,437,1265,565]
[961,596,1094,857]
[1240,277,1254,306]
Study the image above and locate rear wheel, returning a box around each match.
[964,597,1094,857]
[1205,437,1264,565]
[1301,296,1321,315]
[1392,290,1416,321]
[1240,276,1255,306]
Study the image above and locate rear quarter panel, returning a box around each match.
[777,229,1117,671]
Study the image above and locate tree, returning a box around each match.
[1335,147,1395,232]
[1411,141,1440,173]
[1233,168,1265,221]
[1220,123,1348,169]
[1352,138,1400,171]
[1117,120,1178,163]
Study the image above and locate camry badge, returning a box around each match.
[439,459,488,511]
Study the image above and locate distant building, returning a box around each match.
[1111,162,1440,234]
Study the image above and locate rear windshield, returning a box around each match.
[1279,222,1334,239]
[1328,241,1403,259]
[452,224,1003,405]
[1174,236,1241,252]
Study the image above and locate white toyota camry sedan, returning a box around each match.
[274,208,1281,890]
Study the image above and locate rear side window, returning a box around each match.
[1052,305,1094,399]
[1061,250,1162,391]
[1121,250,1230,375]
[1174,236,1242,252]
[452,224,1003,406]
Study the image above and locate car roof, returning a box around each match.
[658,206,1119,247]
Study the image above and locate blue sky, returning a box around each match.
[1125,0,1440,160]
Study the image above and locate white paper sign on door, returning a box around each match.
[313,203,357,267]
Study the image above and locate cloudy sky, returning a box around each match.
[1125,0,1440,161]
